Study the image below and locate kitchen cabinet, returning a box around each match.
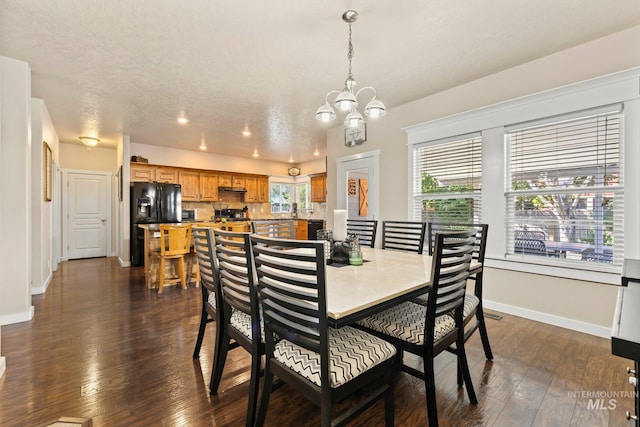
[257,176,269,203]
[232,175,245,188]
[155,167,179,183]
[179,171,200,201]
[245,176,259,202]
[310,173,327,202]
[199,173,219,201]
[218,174,232,187]
[294,219,308,240]
[131,164,156,182]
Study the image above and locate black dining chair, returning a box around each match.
[381,220,427,254]
[250,235,396,427]
[210,229,264,427]
[347,219,378,248]
[191,227,229,359]
[423,223,493,361]
[356,230,478,427]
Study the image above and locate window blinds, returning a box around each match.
[412,133,482,223]
[505,104,623,266]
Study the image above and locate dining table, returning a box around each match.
[324,247,435,327]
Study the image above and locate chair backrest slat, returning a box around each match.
[428,230,475,324]
[252,220,294,240]
[251,236,326,357]
[346,219,378,248]
[427,223,488,265]
[382,221,427,254]
[214,229,257,320]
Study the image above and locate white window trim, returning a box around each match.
[404,68,640,285]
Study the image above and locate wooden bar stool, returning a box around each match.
[155,224,192,294]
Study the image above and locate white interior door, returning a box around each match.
[336,150,380,220]
[67,172,108,259]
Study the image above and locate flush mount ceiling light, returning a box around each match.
[79,136,100,147]
[315,10,386,128]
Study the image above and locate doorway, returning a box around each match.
[63,170,111,259]
[336,150,380,220]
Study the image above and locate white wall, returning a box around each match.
[326,25,640,335]
[0,57,34,331]
[30,99,58,294]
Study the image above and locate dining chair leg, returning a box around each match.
[192,308,208,358]
[245,344,261,427]
[423,351,438,427]
[255,362,275,427]
[210,329,231,395]
[384,368,394,427]
[457,335,478,405]
[476,306,494,360]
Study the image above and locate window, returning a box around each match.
[412,133,482,223]
[270,182,293,213]
[296,182,311,210]
[505,105,623,266]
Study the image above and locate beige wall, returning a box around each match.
[59,143,118,171]
[326,25,640,335]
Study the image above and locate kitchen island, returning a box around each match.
[138,221,251,290]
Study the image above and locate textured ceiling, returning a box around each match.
[1,0,639,163]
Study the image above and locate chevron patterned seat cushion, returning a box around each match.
[207,292,216,309]
[356,301,456,345]
[273,326,396,388]
[461,294,479,319]
[230,309,265,342]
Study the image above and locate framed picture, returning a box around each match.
[43,141,52,201]
[345,123,366,147]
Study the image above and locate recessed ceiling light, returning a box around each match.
[289,156,294,163]
[199,144,207,150]
[253,149,259,158]
[177,116,189,125]
[314,149,320,156]
[242,127,252,137]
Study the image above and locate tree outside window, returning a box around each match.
[270,182,293,213]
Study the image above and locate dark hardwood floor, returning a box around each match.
[0,257,634,426]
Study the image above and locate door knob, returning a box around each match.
[101,218,106,222]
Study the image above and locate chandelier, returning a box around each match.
[315,10,386,128]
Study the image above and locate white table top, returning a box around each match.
[325,247,434,324]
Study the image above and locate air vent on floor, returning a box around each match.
[484,312,503,321]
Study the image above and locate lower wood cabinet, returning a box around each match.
[294,220,308,240]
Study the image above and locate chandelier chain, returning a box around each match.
[347,21,354,82]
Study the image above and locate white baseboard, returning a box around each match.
[118,257,131,267]
[31,272,52,295]
[484,300,611,338]
[0,306,35,326]
[0,356,6,379]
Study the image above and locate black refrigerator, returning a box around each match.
[130,182,182,266]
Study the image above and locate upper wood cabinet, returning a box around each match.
[232,175,245,188]
[199,173,219,202]
[131,163,267,203]
[131,164,156,182]
[218,174,232,187]
[257,177,269,203]
[155,167,179,183]
[245,176,259,202]
[310,173,327,202]
[179,170,200,201]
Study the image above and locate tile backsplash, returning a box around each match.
[183,201,326,221]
